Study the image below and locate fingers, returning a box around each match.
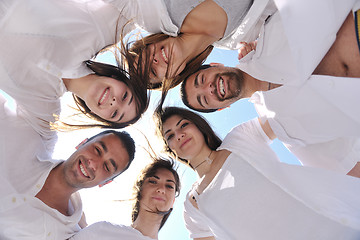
[238,40,258,60]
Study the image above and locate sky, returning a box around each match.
[49,47,300,239]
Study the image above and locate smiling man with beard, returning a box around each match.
[0,94,135,240]
[180,5,360,178]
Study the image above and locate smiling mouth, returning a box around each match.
[218,78,225,98]
[180,138,191,148]
[98,88,110,105]
[161,47,168,64]
[79,161,90,178]
[153,196,165,201]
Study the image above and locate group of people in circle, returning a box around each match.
[1,0,360,239]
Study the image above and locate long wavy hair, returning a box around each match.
[131,158,180,231]
[154,107,222,168]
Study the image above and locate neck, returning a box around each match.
[132,209,163,239]
[35,163,77,216]
[190,147,214,178]
[62,74,93,99]
[177,34,215,62]
[241,73,272,97]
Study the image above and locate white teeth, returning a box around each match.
[161,48,168,63]
[80,163,89,177]
[219,79,225,96]
[99,88,109,105]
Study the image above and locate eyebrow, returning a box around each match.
[128,95,133,105]
[164,118,184,136]
[117,113,124,123]
[194,73,200,87]
[100,141,118,172]
[152,175,176,184]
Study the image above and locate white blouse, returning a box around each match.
[183,119,360,239]
[70,222,156,240]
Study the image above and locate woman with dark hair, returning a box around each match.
[0,0,148,150]
[71,158,180,240]
[106,0,276,103]
[156,106,360,240]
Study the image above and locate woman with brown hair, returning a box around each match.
[71,158,180,240]
[107,0,276,102]
[0,0,149,151]
[155,106,360,240]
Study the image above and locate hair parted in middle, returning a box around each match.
[154,106,222,168]
[131,157,180,231]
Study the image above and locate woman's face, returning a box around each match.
[140,168,176,212]
[147,37,187,84]
[83,76,137,123]
[162,115,206,160]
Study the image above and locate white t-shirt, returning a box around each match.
[183,119,360,240]
[71,221,156,240]
[0,94,83,240]
[104,0,277,49]
[0,0,135,152]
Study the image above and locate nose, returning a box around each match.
[206,82,215,96]
[156,184,165,194]
[86,157,100,173]
[176,131,185,141]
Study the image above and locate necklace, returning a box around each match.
[194,150,213,170]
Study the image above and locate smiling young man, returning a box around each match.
[180,3,360,177]
[0,94,135,240]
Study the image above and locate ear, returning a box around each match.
[98,180,113,188]
[209,62,224,67]
[75,138,89,150]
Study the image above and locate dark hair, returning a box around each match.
[86,130,136,174]
[122,32,213,111]
[69,60,149,129]
[131,158,180,231]
[181,64,217,113]
[154,107,222,168]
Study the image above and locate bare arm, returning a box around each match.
[258,118,276,140]
[194,237,216,240]
[347,162,360,178]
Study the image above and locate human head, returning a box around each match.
[125,33,213,91]
[155,107,221,168]
[131,158,180,231]
[63,130,135,189]
[71,60,149,129]
[181,64,244,112]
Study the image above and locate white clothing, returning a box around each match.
[250,77,360,173]
[104,0,277,49]
[0,94,83,240]
[183,119,360,240]
[238,0,357,84]
[0,0,134,151]
[235,0,360,173]
[70,222,155,240]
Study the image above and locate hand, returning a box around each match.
[238,40,257,60]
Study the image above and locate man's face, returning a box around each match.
[184,66,243,111]
[63,133,130,189]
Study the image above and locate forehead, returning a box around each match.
[150,168,176,183]
[87,133,129,169]
[163,115,183,133]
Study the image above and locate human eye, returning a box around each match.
[111,110,117,119]
[122,91,128,101]
[104,163,110,172]
[181,122,189,128]
[166,133,174,141]
[201,75,204,84]
[204,96,208,105]
[95,146,101,156]
[166,184,174,189]
[151,67,157,78]
[148,179,157,184]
